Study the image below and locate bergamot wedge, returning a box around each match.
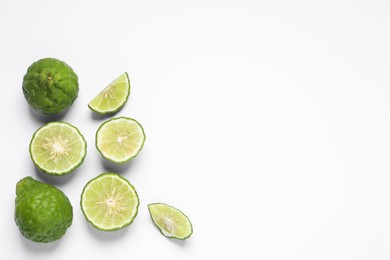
[88,73,130,114]
[148,203,193,240]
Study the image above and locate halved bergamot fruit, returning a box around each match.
[96,117,145,164]
[148,203,193,240]
[88,72,130,114]
[29,122,87,175]
[80,173,139,231]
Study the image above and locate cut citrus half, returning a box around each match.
[148,203,193,240]
[88,72,130,114]
[80,173,139,231]
[96,117,145,164]
[29,122,87,175]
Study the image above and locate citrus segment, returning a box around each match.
[88,72,130,114]
[80,173,139,231]
[96,117,145,163]
[29,122,87,175]
[148,203,193,239]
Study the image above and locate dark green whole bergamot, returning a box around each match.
[22,58,79,115]
[14,176,73,243]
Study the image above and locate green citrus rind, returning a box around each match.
[14,176,73,243]
[80,173,140,231]
[29,121,87,176]
[22,57,79,115]
[95,117,146,164]
[148,203,193,240]
[88,72,130,115]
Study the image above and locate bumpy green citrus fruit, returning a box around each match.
[22,58,79,115]
[14,176,73,243]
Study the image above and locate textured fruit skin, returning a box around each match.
[14,177,73,243]
[22,58,79,115]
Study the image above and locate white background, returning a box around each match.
[1,0,390,259]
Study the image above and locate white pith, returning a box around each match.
[95,187,127,216]
[41,135,72,163]
[116,132,129,144]
[102,85,114,99]
[161,216,175,234]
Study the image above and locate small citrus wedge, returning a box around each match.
[88,72,130,114]
[148,203,193,240]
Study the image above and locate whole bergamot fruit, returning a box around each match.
[14,176,73,243]
[22,58,79,115]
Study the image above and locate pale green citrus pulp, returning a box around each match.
[80,173,139,231]
[88,72,130,114]
[29,122,87,175]
[96,117,145,163]
[148,203,193,239]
